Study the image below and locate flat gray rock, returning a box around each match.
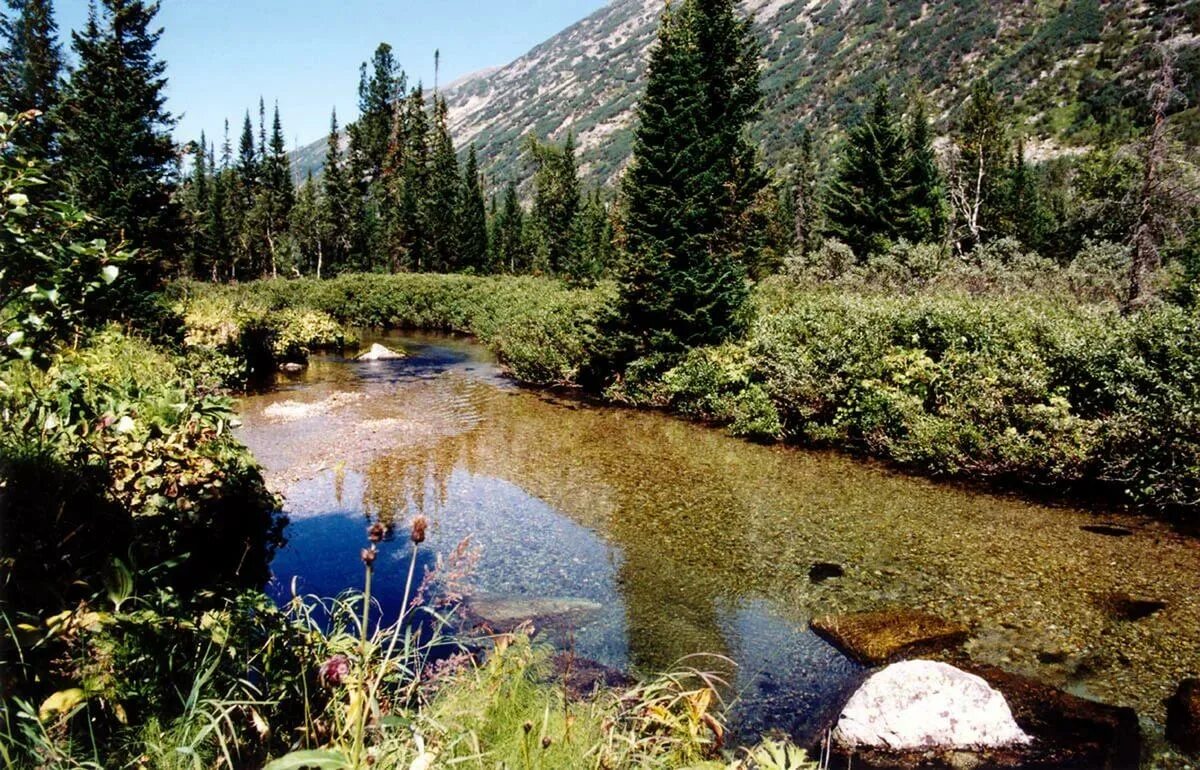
[834,660,1031,751]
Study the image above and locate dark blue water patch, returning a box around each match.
[719,599,865,748]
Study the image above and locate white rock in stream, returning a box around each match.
[356,343,405,361]
[834,660,1032,751]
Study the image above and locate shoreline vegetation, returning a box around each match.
[3,0,1200,763]
[175,269,1200,522]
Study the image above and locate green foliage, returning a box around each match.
[0,111,130,365]
[826,84,945,256]
[0,0,62,158]
[178,274,608,386]
[604,0,764,374]
[57,0,181,283]
[750,282,1200,512]
[661,344,782,440]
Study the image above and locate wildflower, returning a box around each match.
[319,654,350,687]
[541,736,552,749]
[410,515,428,544]
[523,720,533,734]
[361,546,377,567]
[367,521,386,543]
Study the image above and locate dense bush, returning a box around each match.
[749,282,1200,512]
[0,330,283,617]
[174,274,611,385]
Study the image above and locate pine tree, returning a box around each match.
[529,133,581,277]
[291,171,324,277]
[456,144,489,272]
[425,95,460,272]
[258,102,294,277]
[825,84,913,256]
[353,42,405,180]
[59,0,180,285]
[387,85,430,271]
[184,131,212,278]
[493,180,527,273]
[604,0,764,372]
[321,108,353,273]
[787,128,822,257]
[237,111,257,183]
[575,189,614,284]
[903,92,948,245]
[209,137,231,281]
[0,0,62,158]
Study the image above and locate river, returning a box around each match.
[235,331,1200,745]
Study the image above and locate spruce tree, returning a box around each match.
[321,108,353,273]
[425,95,460,272]
[184,132,212,278]
[493,180,527,273]
[291,171,324,277]
[529,133,581,277]
[456,144,489,272]
[59,0,180,284]
[0,0,62,158]
[825,84,913,256]
[605,0,764,371]
[903,92,948,245]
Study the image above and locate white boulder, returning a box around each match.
[834,660,1032,751]
[356,343,405,361]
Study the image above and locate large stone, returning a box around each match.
[1167,678,1200,754]
[831,662,1140,770]
[356,343,405,361]
[811,609,969,665]
[834,661,1031,751]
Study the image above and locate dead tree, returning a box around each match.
[1126,48,1177,312]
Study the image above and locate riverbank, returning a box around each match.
[174,274,1200,521]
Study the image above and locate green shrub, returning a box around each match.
[749,283,1200,512]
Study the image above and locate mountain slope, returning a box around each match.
[293,0,1199,190]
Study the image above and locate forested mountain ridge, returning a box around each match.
[291,0,1199,189]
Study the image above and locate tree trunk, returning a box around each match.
[1125,50,1175,313]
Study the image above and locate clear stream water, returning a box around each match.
[235,331,1200,744]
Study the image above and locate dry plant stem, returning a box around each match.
[352,561,374,767]
[370,542,421,701]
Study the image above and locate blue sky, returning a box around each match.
[53,0,609,149]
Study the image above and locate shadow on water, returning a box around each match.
[239,330,1200,744]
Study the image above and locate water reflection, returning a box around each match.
[238,331,1200,738]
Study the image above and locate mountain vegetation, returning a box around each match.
[3,0,1200,766]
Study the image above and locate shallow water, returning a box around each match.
[237,331,1200,743]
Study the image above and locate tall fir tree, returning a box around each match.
[456,144,489,272]
[291,171,324,277]
[425,95,460,272]
[903,92,948,246]
[59,0,180,285]
[824,84,914,256]
[0,0,62,158]
[604,0,764,373]
[321,108,354,273]
[184,131,212,278]
[493,180,527,274]
[529,133,581,277]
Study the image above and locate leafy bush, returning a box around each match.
[749,284,1200,512]
[0,330,283,619]
[175,274,610,385]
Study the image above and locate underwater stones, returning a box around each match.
[279,361,305,372]
[465,595,603,634]
[1167,678,1200,754]
[1096,592,1167,622]
[833,661,1032,751]
[811,609,969,665]
[356,343,405,361]
[809,562,845,584]
[550,653,634,700]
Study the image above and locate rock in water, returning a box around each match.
[1167,678,1200,754]
[834,661,1032,751]
[356,343,405,361]
[811,609,969,665]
